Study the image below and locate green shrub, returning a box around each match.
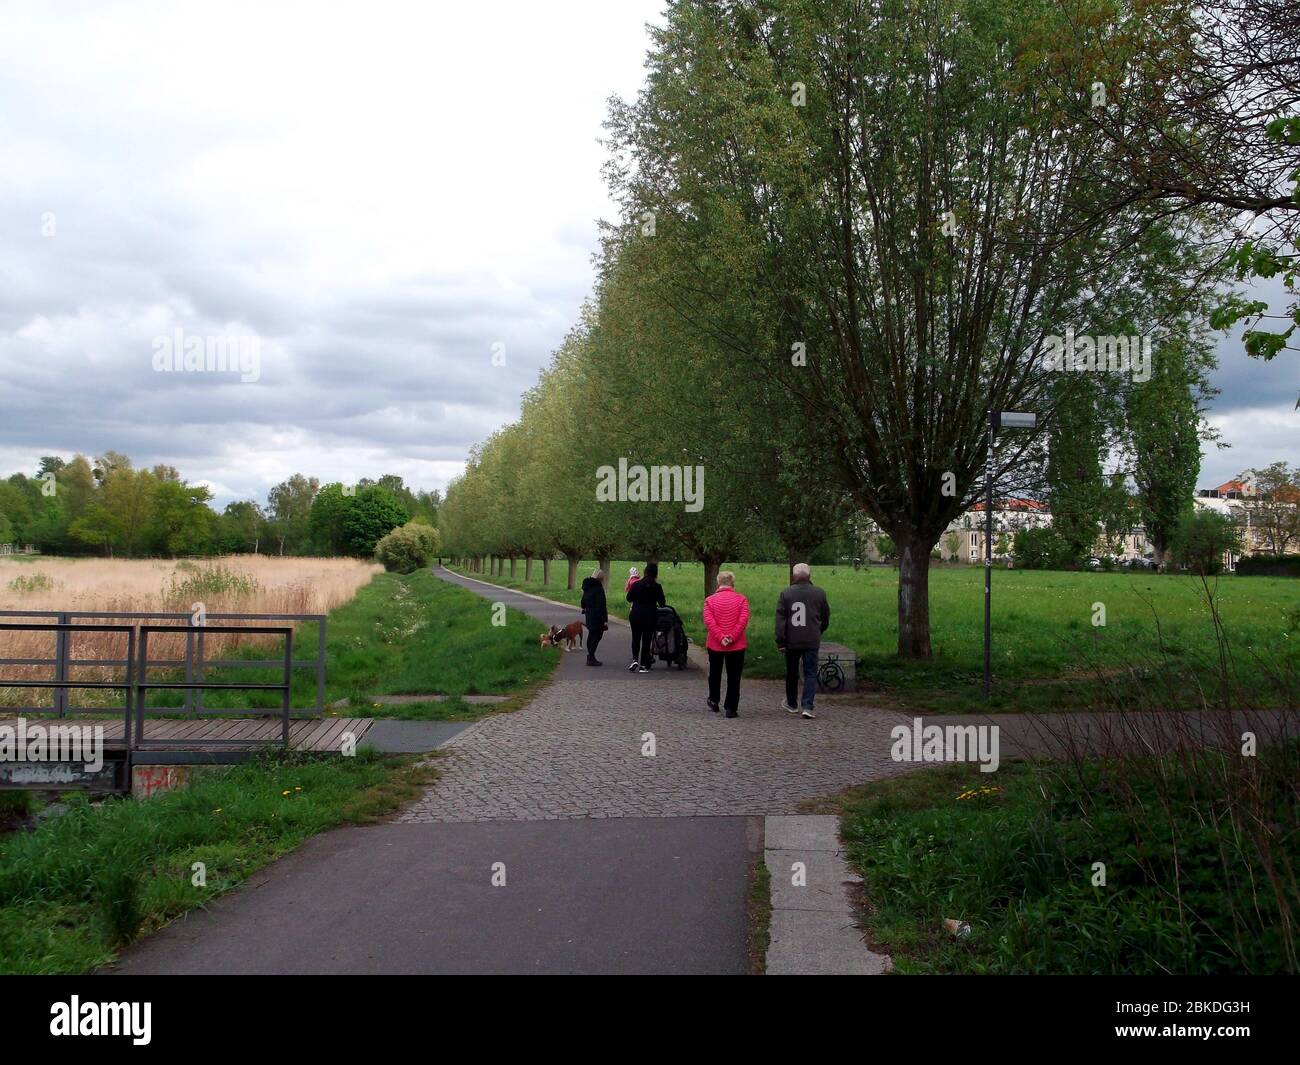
[164,563,259,604]
[1236,553,1300,578]
[1169,510,1243,575]
[7,574,55,594]
[1012,527,1074,569]
[375,522,441,574]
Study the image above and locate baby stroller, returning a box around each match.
[651,605,690,669]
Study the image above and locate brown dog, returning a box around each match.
[541,621,584,652]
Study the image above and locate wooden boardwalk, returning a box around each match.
[0,716,374,753]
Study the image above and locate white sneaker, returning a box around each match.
[627,661,639,672]
[637,666,650,673]
[801,708,815,719]
[782,702,799,714]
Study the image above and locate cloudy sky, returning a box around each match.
[0,0,1293,509]
[0,0,664,505]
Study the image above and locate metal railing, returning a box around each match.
[0,622,135,739]
[0,622,293,751]
[134,625,293,748]
[0,610,326,715]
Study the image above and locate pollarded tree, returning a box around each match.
[521,321,628,588]
[603,0,1223,656]
[594,225,854,587]
[588,248,769,599]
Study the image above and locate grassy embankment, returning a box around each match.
[0,748,436,974]
[816,742,1299,975]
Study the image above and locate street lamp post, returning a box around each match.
[984,408,1037,698]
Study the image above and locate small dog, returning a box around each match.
[540,621,584,652]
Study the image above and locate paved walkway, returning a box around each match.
[108,817,758,975]
[406,569,915,822]
[418,568,1295,821]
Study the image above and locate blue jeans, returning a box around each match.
[784,648,818,709]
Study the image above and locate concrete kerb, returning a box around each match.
[763,814,892,975]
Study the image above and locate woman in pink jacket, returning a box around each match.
[702,570,749,718]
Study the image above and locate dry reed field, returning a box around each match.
[0,555,381,708]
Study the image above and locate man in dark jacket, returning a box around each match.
[580,569,608,666]
[775,562,829,719]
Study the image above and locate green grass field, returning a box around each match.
[449,560,1299,712]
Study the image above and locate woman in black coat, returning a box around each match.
[625,562,665,672]
[579,568,608,667]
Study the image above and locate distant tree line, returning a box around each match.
[0,453,439,559]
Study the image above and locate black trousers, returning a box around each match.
[707,648,745,713]
[584,614,604,658]
[629,609,656,666]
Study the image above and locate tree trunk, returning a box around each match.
[565,552,580,590]
[509,557,517,579]
[524,555,533,581]
[896,536,934,659]
[786,545,799,585]
[542,557,551,585]
[598,554,611,587]
[702,556,722,599]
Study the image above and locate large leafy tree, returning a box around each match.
[149,480,216,557]
[603,0,1220,656]
[341,485,408,558]
[268,474,319,555]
